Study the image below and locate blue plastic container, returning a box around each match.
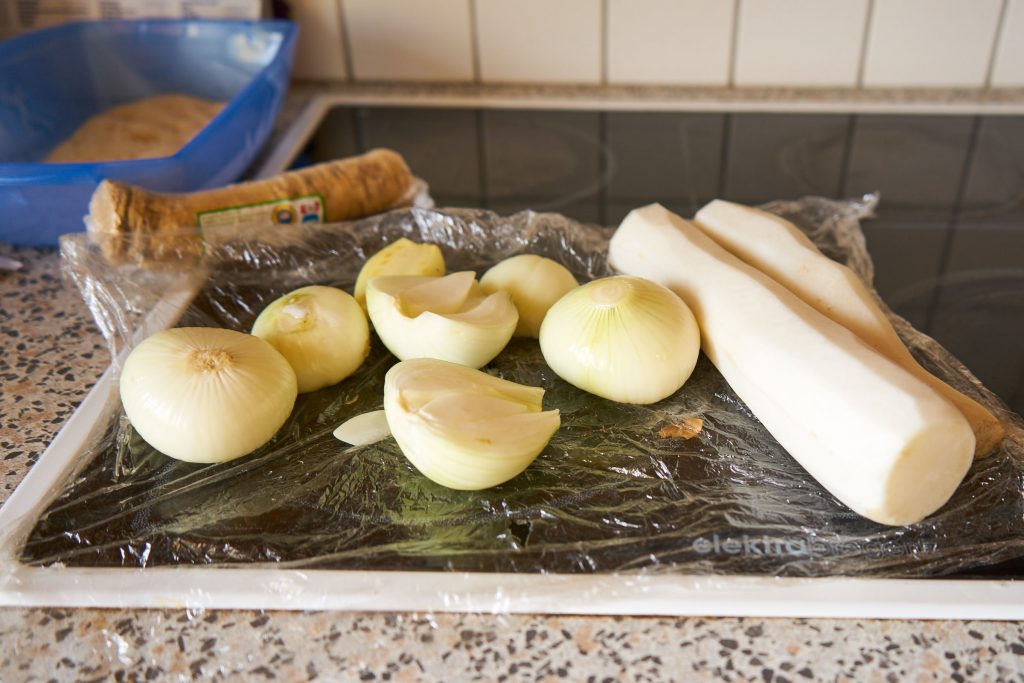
[0,19,297,247]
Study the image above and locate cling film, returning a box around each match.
[45,198,1024,577]
[196,194,325,230]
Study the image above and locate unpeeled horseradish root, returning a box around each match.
[120,327,298,464]
[539,276,700,404]
[480,254,579,337]
[89,149,413,267]
[366,271,518,368]
[609,203,974,526]
[693,198,1004,457]
[353,237,445,309]
[252,285,369,393]
[384,358,560,490]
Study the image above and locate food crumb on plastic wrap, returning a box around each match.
[20,195,1024,580]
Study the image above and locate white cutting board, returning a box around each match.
[0,285,1022,619]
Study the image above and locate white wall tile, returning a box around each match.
[343,0,474,82]
[734,0,868,87]
[290,0,348,81]
[992,0,1024,86]
[475,0,601,84]
[863,0,1003,87]
[607,0,734,85]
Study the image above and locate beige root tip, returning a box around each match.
[87,179,121,237]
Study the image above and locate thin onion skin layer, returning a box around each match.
[333,410,391,446]
[120,327,298,464]
[539,276,700,404]
[252,285,370,393]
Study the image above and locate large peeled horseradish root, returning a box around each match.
[384,358,560,489]
[693,199,1004,457]
[120,327,298,463]
[480,254,578,338]
[252,285,369,393]
[540,276,700,404]
[609,204,975,526]
[366,271,518,368]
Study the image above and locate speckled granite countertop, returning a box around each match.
[2,244,1024,682]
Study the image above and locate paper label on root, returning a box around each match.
[197,194,325,230]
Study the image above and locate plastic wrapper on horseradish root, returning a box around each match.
[28,197,1024,579]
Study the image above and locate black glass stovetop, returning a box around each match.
[294,106,1024,422]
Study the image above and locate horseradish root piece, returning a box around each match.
[609,203,975,526]
[692,199,1004,457]
[88,148,413,266]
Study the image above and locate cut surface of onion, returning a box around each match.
[539,275,700,404]
[119,327,297,464]
[252,285,369,393]
[384,358,560,490]
[353,237,445,309]
[366,272,518,368]
[480,254,579,337]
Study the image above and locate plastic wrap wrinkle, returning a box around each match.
[31,197,1024,578]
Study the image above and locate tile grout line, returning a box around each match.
[598,111,608,225]
[475,110,490,209]
[984,0,1011,89]
[1009,359,1024,416]
[727,0,741,87]
[946,116,984,247]
[924,115,984,332]
[716,114,733,197]
[600,0,610,86]
[855,0,876,88]
[468,0,483,84]
[835,114,859,198]
[353,110,367,153]
[336,0,356,82]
